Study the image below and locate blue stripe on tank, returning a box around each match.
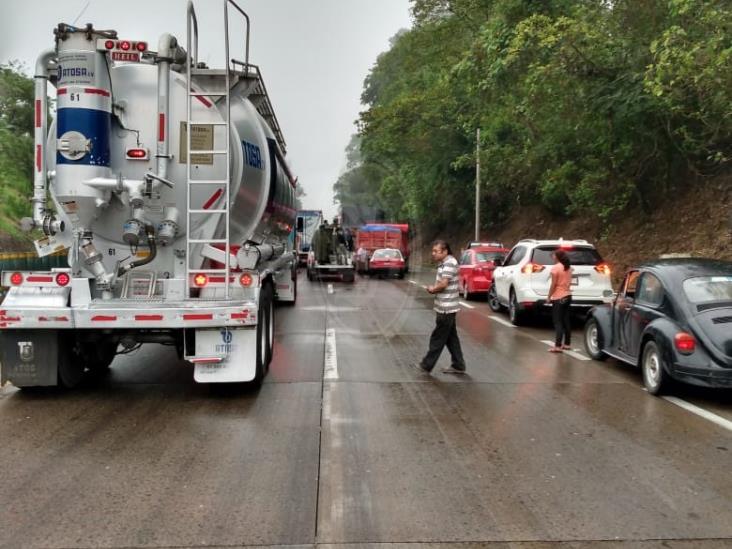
[56,107,111,166]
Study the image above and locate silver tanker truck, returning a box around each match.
[0,1,297,388]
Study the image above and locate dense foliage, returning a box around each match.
[336,0,732,233]
[0,63,35,240]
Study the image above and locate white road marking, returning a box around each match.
[459,301,475,309]
[662,396,732,433]
[488,315,516,328]
[409,280,418,285]
[540,340,591,361]
[324,328,338,380]
[327,283,334,294]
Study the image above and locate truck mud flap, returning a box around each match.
[0,330,58,387]
[191,328,257,383]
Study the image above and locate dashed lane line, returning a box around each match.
[662,396,732,433]
[324,328,338,380]
[459,301,475,309]
[540,339,591,361]
[487,315,516,328]
[327,283,334,295]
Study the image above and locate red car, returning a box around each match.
[369,248,406,278]
[458,246,509,300]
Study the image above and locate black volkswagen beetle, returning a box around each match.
[584,258,732,394]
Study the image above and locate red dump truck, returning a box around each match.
[353,223,410,274]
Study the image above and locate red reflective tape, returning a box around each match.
[158,113,165,141]
[91,315,117,322]
[57,88,68,95]
[57,316,69,322]
[35,100,41,128]
[0,310,5,315]
[194,95,212,108]
[36,145,42,172]
[0,317,20,322]
[231,312,249,320]
[84,87,110,97]
[183,313,213,321]
[38,316,49,321]
[135,314,163,321]
[26,275,54,283]
[202,188,224,210]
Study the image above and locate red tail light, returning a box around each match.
[135,41,147,52]
[10,272,23,286]
[119,40,131,51]
[239,273,253,287]
[55,272,70,287]
[521,263,545,274]
[595,263,611,276]
[104,40,115,50]
[674,332,696,354]
[126,148,148,160]
[193,274,208,287]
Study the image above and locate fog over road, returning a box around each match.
[1,269,731,548]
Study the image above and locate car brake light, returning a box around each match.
[521,263,545,274]
[595,263,611,276]
[193,274,208,287]
[240,273,253,287]
[674,332,696,354]
[10,272,23,286]
[55,272,70,287]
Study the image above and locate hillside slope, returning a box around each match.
[419,177,732,287]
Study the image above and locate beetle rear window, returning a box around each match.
[531,246,602,266]
[683,276,732,304]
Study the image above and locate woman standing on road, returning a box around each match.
[548,249,573,353]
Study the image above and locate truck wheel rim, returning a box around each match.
[645,348,660,387]
[586,324,599,354]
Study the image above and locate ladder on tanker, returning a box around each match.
[184,0,251,299]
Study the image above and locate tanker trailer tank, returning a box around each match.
[0,2,298,388]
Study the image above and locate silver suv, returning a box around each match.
[490,239,613,325]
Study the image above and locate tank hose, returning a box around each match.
[118,223,157,276]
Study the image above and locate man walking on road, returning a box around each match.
[411,240,467,375]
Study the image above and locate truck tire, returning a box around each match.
[58,337,86,389]
[262,283,275,367]
[82,341,118,373]
[252,302,267,388]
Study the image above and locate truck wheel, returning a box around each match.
[252,302,267,388]
[262,284,275,367]
[82,341,118,373]
[58,338,86,389]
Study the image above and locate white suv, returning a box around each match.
[489,239,613,325]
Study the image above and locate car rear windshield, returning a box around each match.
[531,246,602,266]
[682,276,732,304]
[476,252,505,263]
[372,249,402,259]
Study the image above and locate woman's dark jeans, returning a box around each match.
[552,296,572,347]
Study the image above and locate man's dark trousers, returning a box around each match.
[421,312,466,371]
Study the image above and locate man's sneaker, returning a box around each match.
[408,362,431,375]
[440,366,467,375]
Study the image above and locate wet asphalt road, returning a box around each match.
[0,268,731,548]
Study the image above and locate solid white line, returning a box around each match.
[459,301,475,309]
[327,283,334,295]
[488,315,516,328]
[324,328,338,380]
[662,396,732,433]
[540,340,591,361]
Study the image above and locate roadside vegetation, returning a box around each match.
[0,62,36,248]
[335,0,732,237]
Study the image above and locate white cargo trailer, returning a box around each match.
[0,1,298,387]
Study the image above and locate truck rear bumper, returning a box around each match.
[0,300,259,329]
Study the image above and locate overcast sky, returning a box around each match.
[0,0,412,221]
